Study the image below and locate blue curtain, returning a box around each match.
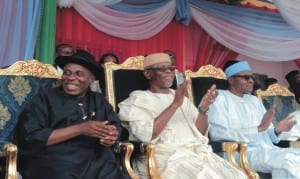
[0,0,41,67]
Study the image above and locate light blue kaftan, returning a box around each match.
[208,90,300,178]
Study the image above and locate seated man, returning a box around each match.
[285,70,300,104]
[118,53,246,179]
[208,60,300,178]
[14,50,129,179]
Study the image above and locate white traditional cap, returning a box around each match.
[225,61,252,79]
[144,53,171,68]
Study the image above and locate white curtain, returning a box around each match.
[73,0,176,40]
[56,0,300,62]
[0,0,41,67]
[191,6,300,61]
[273,0,300,32]
[58,0,122,8]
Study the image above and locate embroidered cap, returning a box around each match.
[225,61,252,79]
[144,53,171,68]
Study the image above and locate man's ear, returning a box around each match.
[228,77,234,85]
[144,71,151,80]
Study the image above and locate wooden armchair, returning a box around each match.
[105,56,178,179]
[0,60,135,179]
[0,60,61,179]
[256,83,300,147]
[184,65,258,179]
[104,56,149,179]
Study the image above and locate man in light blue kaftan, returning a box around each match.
[118,53,247,179]
[208,60,300,178]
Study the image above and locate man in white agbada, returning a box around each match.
[118,53,247,179]
[208,60,300,178]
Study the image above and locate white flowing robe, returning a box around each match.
[208,90,300,178]
[118,90,246,179]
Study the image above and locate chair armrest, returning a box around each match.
[238,142,259,179]
[210,141,241,170]
[141,143,161,179]
[290,141,300,148]
[210,141,259,179]
[114,141,139,179]
[115,141,161,179]
[129,141,161,179]
[276,140,300,148]
[0,141,18,179]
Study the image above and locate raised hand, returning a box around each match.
[275,115,297,133]
[258,104,276,132]
[173,80,190,107]
[198,84,218,112]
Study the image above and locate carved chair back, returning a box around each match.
[256,83,300,126]
[0,60,61,179]
[184,64,227,106]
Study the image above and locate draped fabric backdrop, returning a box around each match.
[184,21,238,69]
[55,0,300,69]
[1,0,300,68]
[0,0,41,67]
[55,7,237,71]
[35,0,57,64]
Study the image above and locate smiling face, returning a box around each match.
[62,63,95,97]
[144,62,175,93]
[228,71,254,97]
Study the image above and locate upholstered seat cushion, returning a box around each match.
[191,77,228,106]
[113,70,149,112]
[0,76,60,141]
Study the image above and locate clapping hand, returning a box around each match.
[198,84,218,112]
[173,80,190,108]
[259,104,276,132]
[275,115,297,133]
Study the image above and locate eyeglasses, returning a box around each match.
[146,66,176,73]
[232,75,255,81]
